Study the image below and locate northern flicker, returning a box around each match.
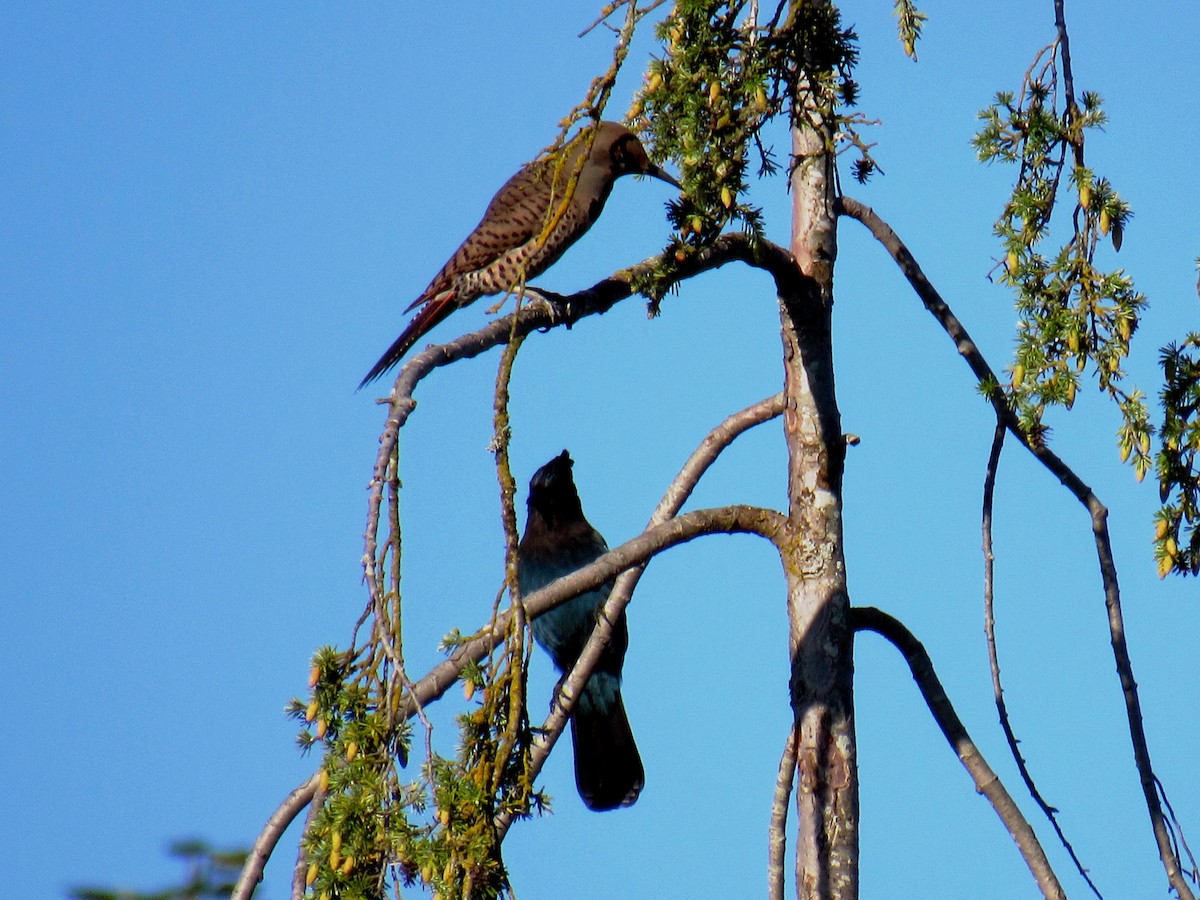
[358,121,680,387]
[518,450,643,811]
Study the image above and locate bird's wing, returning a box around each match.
[404,162,551,313]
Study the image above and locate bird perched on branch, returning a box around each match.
[359,121,680,387]
[518,450,643,811]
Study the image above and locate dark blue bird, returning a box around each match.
[517,450,643,811]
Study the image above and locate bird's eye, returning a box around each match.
[612,135,637,169]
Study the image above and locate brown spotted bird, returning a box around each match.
[359,121,680,387]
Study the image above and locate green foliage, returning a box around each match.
[972,44,1149,468]
[1155,334,1200,576]
[291,611,543,899]
[288,646,413,898]
[391,621,541,900]
[973,37,1200,578]
[629,0,863,307]
[892,0,926,59]
[69,840,247,900]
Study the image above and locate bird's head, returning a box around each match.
[592,121,682,190]
[527,449,585,522]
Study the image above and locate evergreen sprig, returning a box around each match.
[1155,334,1200,576]
[973,46,1148,466]
[628,0,864,310]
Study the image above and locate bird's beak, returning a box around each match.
[645,163,683,191]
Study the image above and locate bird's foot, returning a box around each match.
[524,286,574,331]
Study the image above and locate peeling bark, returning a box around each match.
[784,91,858,899]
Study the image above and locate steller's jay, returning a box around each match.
[517,450,643,811]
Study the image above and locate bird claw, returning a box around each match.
[524,286,574,331]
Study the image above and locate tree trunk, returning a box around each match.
[783,71,858,899]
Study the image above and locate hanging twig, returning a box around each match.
[485,325,537,816]
[768,726,799,900]
[984,421,1104,897]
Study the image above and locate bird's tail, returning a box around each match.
[570,690,644,811]
[357,290,457,389]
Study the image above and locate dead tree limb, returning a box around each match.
[853,606,1065,899]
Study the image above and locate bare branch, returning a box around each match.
[291,774,326,900]
[231,772,320,900]
[1157,776,1200,885]
[484,326,536,831]
[768,726,799,900]
[853,606,1066,900]
[363,232,795,641]
[840,194,1197,900]
[494,393,787,838]
[492,325,525,598]
[1053,0,1081,152]
[984,422,1104,897]
[409,504,787,715]
[609,391,786,634]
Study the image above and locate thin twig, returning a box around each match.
[853,606,1066,899]
[363,232,794,627]
[984,421,1104,897]
[488,324,533,813]
[1157,776,1200,886]
[290,774,326,900]
[768,726,798,900]
[840,194,1196,900]
[1053,0,1084,168]
[580,0,671,38]
[494,324,525,602]
[601,392,787,660]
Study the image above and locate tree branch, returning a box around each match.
[290,775,325,900]
[983,422,1103,897]
[408,504,787,717]
[768,726,799,900]
[493,393,787,838]
[840,194,1196,900]
[362,232,797,649]
[602,392,787,672]
[853,606,1066,900]
[1053,0,1081,152]
[231,772,320,900]
[242,504,788,893]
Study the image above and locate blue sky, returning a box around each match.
[3,2,1198,898]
